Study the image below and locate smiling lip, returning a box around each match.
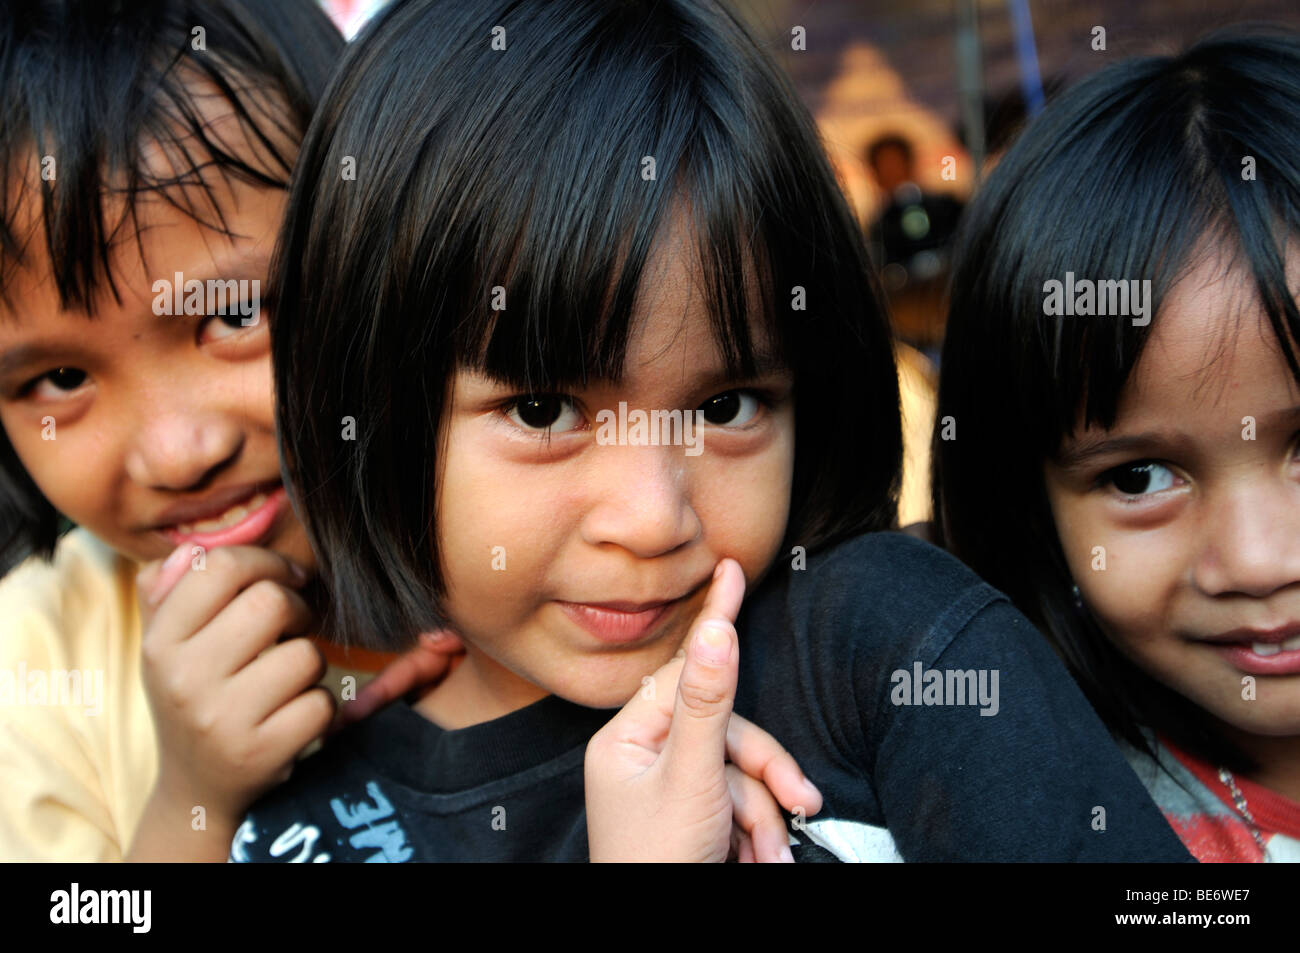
[158,484,287,549]
[1207,624,1300,646]
[1213,642,1300,675]
[1204,624,1300,675]
[557,596,689,645]
[150,479,283,528]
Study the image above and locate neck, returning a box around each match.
[413,644,549,730]
[1217,728,1300,803]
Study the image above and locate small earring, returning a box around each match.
[1071,583,1084,609]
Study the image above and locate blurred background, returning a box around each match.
[318,0,1300,523]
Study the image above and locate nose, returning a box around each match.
[1192,479,1300,598]
[123,407,244,491]
[579,444,702,558]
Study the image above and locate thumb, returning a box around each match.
[659,616,738,788]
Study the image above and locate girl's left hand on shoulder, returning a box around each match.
[584,558,823,862]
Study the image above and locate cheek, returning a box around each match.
[696,422,795,576]
[434,437,568,618]
[237,358,276,429]
[1,410,113,528]
[1077,547,1164,649]
[1052,495,1185,657]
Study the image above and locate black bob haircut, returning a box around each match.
[934,26,1300,771]
[0,0,343,574]
[272,0,902,651]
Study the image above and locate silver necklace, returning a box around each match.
[1217,767,1269,858]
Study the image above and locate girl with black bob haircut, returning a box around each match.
[935,27,1300,860]
[272,0,902,643]
[247,0,1192,861]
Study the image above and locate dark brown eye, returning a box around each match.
[45,367,86,391]
[699,391,759,426]
[1106,462,1175,496]
[507,395,580,432]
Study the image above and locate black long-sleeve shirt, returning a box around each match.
[230,532,1194,862]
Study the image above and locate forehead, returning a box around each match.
[617,205,781,380]
[1118,250,1300,424]
[0,68,292,326]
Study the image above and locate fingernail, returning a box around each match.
[713,561,725,582]
[801,774,821,800]
[162,544,189,571]
[692,622,731,664]
[289,562,309,584]
[780,845,794,863]
[143,545,190,606]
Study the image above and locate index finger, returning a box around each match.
[695,558,746,628]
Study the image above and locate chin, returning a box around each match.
[1223,709,1300,738]
[549,680,638,711]
[541,659,664,711]
[1195,687,1300,735]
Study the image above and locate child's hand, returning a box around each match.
[330,630,465,733]
[128,544,333,859]
[585,558,822,862]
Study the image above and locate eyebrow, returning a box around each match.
[0,342,83,382]
[1257,404,1300,428]
[478,349,794,393]
[149,251,272,307]
[685,351,793,391]
[0,249,271,381]
[1054,404,1300,471]
[1053,431,1197,472]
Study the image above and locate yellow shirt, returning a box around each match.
[0,530,152,861]
[0,529,381,861]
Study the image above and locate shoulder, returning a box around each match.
[737,532,1016,718]
[2,527,127,586]
[803,530,979,581]
[0,528,139,669]
[773,531,1008,639]
[0,528,136,622]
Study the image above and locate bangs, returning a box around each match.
[464,166,785,396]
[343,0,835,396]
[971,29,1300,460]
[0,0,339,313]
